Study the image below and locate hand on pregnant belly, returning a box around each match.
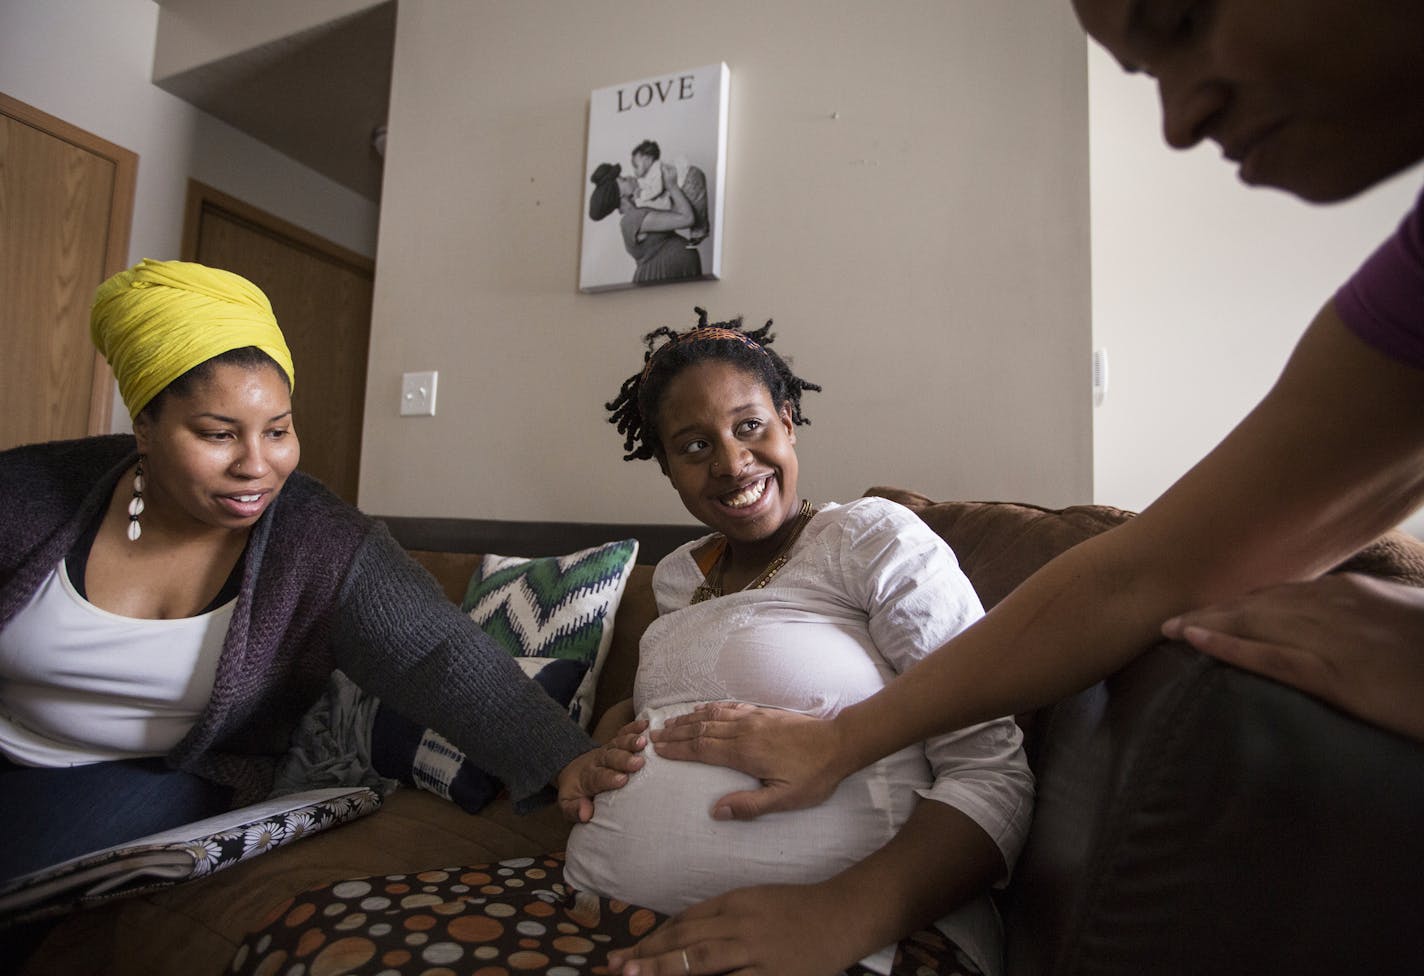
[652,701,850,820]
[564,702,927,917]
[557,716,650,823]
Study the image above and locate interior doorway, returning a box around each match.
[182,181,373,506]
[0,92,135,452]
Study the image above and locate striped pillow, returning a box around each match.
[369,539,638,813]
[462,538,638,729]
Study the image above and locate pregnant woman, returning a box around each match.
[568,310,1034,976]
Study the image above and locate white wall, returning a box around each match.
[1086,42,1424,536]
[361,0,1093,526]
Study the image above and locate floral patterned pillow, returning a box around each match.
[0,787,380,926]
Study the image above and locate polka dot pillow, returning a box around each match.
[228,853,668,976]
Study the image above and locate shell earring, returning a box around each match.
[128,458,145,542]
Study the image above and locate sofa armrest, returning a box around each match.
[1003,641,1424,976]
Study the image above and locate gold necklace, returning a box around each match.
[690,499,815,604]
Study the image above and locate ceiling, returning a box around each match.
[155,2,395,203]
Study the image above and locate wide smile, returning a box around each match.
[716,475,772,512]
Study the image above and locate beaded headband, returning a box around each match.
[640,327,767,381]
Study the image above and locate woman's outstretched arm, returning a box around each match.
[654,302,1424,818]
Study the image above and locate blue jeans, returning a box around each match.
[0,756,233,883]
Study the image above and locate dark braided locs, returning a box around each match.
[605,307,823,461]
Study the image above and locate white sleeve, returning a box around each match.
[838,498,1036,875]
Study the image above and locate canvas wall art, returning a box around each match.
[579,62,729,293]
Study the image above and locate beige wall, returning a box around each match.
[361,1,1093,525]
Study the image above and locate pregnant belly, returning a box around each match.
[563,703,930,916]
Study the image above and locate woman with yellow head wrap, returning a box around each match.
[0,261,623,914]
[85,259,300,543]
[90,258,295,420]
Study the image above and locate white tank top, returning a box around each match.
[0,562,232,766]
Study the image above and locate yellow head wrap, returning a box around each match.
[90,258,296,419]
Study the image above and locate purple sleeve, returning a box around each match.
[1333,185,1424,369]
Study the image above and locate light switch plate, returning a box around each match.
[400,370,438,416]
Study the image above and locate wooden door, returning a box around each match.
[0,93,135,451]
[182,182,373,506]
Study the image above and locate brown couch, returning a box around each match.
[20,490,1424,976]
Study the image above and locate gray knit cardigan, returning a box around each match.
[0,436,594,805]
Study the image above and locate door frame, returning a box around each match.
[180,181,373,277]
[1,92,136,435]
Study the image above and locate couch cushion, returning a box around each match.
[406,549,482,604]
[591,563,659,729]
[866,486,1424,608]
[864,487,1135,610]
[1003,641,1424,976]
[1332,525,1424,583]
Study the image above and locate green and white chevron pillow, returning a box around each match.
[461,538,638,729]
